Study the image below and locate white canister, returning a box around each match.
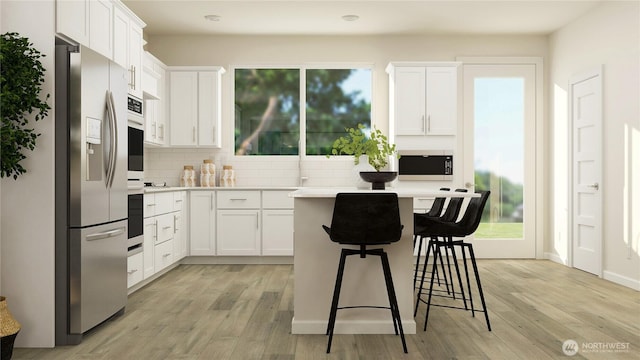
[221,165,236,187]
[180,165,196,187]
[200,160,215,187]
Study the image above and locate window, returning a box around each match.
[234,67,372,156]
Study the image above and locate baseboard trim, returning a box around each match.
[182,256,293,265]
[544,252,568,265]
[603,270,640,291]
[291,318,417,335]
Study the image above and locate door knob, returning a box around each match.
[587,183,599,190]
[465,182,475,188]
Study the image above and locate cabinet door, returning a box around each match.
[143,217,156,279]
[88,0,112,59]
[154,239,174,273]
[395,67,426,135]
[156,213,174,244]
[262,210,294,256]
[170,72,199,146]
[127,252,143,288]
[56,0,89,46]
[172,191,187,260]
[128,22,143,98]
[425,67,457,135]
[217,210,260,255]
[189,191,216,255]
[144,99,158,143]
[197,72,221,147]
[112,6,128,68]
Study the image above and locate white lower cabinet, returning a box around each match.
[190,191,216,255]
[154,238,174,273]
[143,217,156,279]
[216,210,261,255]
[261,190,294,256]
[262,210,294,256]
[172,191,188,261]
[127,251,144,288]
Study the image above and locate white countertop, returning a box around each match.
[289,187,479,198]
[144,186,298,193]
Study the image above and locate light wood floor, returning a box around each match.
[14,260,640,359]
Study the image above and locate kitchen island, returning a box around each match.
[289,187,478,335]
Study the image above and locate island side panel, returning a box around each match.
[292,196,416,334]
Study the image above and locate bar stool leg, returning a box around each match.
[326,249,348,353]
[423,241,440,331]
[467,244,492,331]
[446,236,468,310]
[381,251,408,353]
[413,235,424,289]
[460,244,475,317]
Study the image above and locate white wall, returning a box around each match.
[548,1,640,289]
[0,0,56,347]
[144,34,548,187]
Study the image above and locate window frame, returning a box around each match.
[231,63,375,159]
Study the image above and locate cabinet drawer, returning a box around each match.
[217,190,260,209]
[173,191,186,211]
[154,192,174,215]
[127,252,144,288]
[144,194,156,218]
[154,239,174,273]
[156,213,174,244]
[262,190,294,209]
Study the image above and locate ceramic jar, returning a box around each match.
[179,165,196,187]
[200,160,216,187]
[221,165,236,187]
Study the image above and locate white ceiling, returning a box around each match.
[123,0,602,37]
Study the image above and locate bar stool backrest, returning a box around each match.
[425,187,450,217]
[457,190,491,236]
[439,189,468,223]
[324,193,403,245]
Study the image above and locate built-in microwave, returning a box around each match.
[397,150,453,180]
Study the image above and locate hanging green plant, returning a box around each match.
[1,32,50,179]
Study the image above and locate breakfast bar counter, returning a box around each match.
[289,187,477,335]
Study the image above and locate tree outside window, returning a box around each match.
[234,67,371,156]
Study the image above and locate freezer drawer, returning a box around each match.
[69,220,128,334]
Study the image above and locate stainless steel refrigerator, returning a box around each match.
[55,41,128,345]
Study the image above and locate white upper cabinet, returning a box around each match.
[143,52,167,146]
[56,1,143,78]
[388,62,460,139]
[88,0,112,59]
[56,0,90,46]
[168,67,225,147]
[112,1,145,98]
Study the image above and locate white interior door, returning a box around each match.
[570,69,602,276]
[462,64,536,258]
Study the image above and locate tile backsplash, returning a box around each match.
[144,147,363,188]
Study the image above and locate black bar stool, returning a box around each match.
[414,189,469,315]
[415,191,492,332]
[322,193,408,354]
[413,187,449,289]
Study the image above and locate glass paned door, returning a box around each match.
[463,64,536,258]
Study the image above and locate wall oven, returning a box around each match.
[127,180,144,252]
[398,150,454,181]
[127,95,144,180]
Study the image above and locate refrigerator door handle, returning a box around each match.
[105,90,118,188]
[108,91,118,188]
[86,227,126,241]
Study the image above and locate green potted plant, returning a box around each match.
[0,32,50,360]
[328,123,399,189]
[1,32,51,180]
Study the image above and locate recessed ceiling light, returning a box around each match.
[204,14,221,22]
[342,14,359,22]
